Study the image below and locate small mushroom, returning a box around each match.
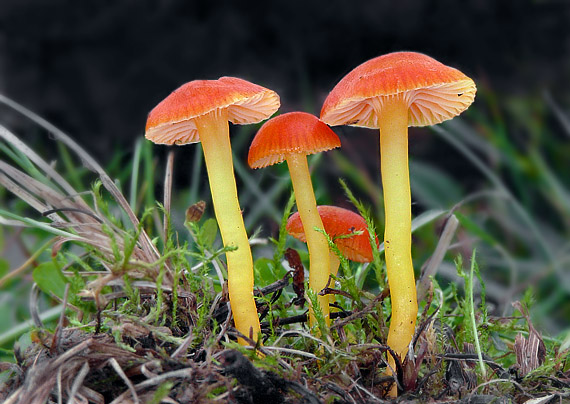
[248,112,340,327]
[320,51,476,388]
[145,77,280,345]
[286,205,376,305]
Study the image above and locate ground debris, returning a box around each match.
[220,349,283,403]
[457,395,511,404]
[2,330,143,403]
[220,349,321,404]
[443,345,478,397]
[0,326,327,403]
[512,302,546,378]
[0,294,567,404]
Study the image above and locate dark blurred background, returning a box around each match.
[0,0,569,160]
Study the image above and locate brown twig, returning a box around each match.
[331,287,389,330]
[50,282,70,355]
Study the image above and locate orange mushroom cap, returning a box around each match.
[286,205,375,262]
[145,76,280,145]
[320,51,476,128]
[248,111,341,169]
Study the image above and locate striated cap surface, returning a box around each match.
[248,111,340,169]
[145,76,280,145]
[320,52,476,128]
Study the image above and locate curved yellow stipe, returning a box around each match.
[377,97,418,395]
[195,109,261,345]
[286,153,331,328]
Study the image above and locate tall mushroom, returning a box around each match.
[248,112,340,327]
[145,77,280,344]
[320,52,476,382]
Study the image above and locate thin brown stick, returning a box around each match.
[51,283,71,355]
[29,284,43,328]
[66,362,90,404]
[108,358,140,404]
[0,238,55,287]
[331,287,389,330]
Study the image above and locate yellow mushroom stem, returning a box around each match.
[329,251,341,307]
[194,108,261,345]
[377,96,418,389]
[286,153,331,327]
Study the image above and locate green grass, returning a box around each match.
[0,87,569,401]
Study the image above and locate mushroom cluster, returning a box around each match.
[145,77,280,344]
[144,51,475,396]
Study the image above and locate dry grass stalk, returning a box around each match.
[0,122,174,292]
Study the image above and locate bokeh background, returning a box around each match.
[1,0,568,156]
[1,1,569,336]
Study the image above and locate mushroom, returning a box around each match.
[320,52,476,381]
[145,76,280,345]
[248,112,340,327]
[286,205,376,305]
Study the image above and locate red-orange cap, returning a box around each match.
[145,76,280,145]
[248,111,341,169]
[320,51,476,128]
[286,205,375,262]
